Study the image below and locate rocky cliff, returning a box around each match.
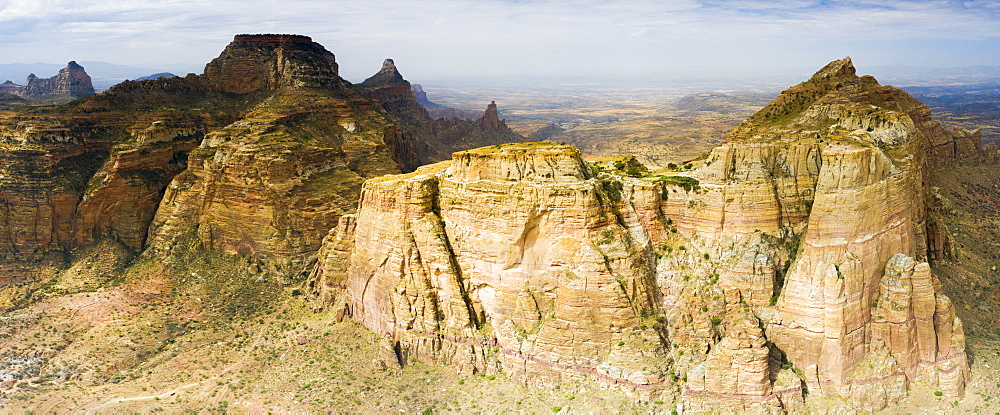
[0,61,95,103]
[315,142,673,392]
[314,58,973,410]
[0,33,526,312]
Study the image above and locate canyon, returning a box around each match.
[0,35,995,413]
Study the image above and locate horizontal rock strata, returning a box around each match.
[341,143,672,390]
[317,57,972,410]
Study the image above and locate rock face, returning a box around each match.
[144,38,402,258]
[0,114,216,259]
[870,254,967,397]
[146,91,400,258]
[684,313,804,412]
[319,143,673,390]
[0,33,527,317]
[202,34,341,93]
[0,61,95,103]
[316,57,971,410]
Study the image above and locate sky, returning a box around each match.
[1,0,999,83]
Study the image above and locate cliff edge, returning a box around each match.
[312,58,971,410]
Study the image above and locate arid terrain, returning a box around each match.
[422,81,779,169]
[0,36,998,413]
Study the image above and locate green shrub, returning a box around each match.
[657,175,700,192]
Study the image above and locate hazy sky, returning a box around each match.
[1,0,999,82]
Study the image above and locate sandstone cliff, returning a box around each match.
[0,37,372,280]
[665,57,969,409]
[0,61,95,103]
[315,58,972,410]
[315,143,674,392]
[0,34,528,313]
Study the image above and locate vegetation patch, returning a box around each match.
[656,175,700,193]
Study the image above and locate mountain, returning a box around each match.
[0,39,995,412]
[135,72,178,81]
[0,35,536,411]
[0,33,523,300]
[0,62,196,92]
[0,61,95,103]
[310,57,993,411]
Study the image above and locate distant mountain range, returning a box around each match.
[0,62,196,91]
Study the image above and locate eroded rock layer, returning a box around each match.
[0,34,525,269]
[336,143,672,390]
[319,58,973,410]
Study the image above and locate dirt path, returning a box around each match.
[80,306,280,414]
[84,381,203,413]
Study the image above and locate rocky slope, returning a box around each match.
[0,61,95,103]
[314,58,979,411]
[0,34,523,310]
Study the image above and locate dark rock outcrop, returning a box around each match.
[0,61,95,103]
[202,34,341,93]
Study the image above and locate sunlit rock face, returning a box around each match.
[338,143,672,391]
[317,57,971,410]
[146,35,401,259]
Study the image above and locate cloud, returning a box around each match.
[0,0,997,79]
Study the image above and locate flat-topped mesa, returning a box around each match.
[202,33,341,93]
[324,141,671,393]
[447,143,592,183]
